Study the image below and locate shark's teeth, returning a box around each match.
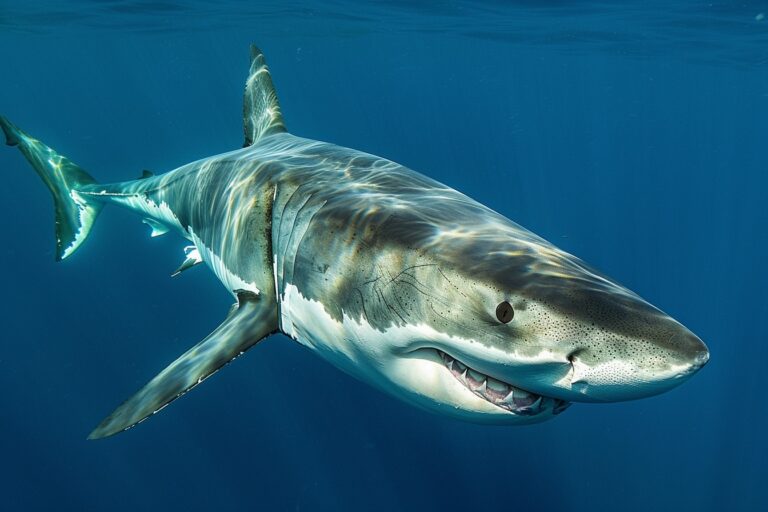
[437,350,568,416]
[466,369,486,389]
[511,388,537,407]
[486,377,510,400]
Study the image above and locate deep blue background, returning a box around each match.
[1,2,766,511]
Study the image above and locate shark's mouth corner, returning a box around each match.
[436,349,571,417]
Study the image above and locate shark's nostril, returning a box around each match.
[567,348,586,363]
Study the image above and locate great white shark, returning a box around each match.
[1,46,709,439]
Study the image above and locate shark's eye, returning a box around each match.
[496,301,514,323]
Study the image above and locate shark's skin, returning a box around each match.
[1,46,709,438]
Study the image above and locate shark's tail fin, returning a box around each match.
[1,116,103,260]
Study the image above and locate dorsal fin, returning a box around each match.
[243,45,286,147]
[140,169,154,179]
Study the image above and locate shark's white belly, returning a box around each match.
[278,283,512,418]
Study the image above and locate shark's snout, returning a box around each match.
[667,328,710,379]
[554,321,710,403]
[673,329,710,369]
[476,278,713,406]
[691,343,711,369]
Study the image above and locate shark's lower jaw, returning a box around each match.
[436,350,571,417]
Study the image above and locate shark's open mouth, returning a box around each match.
[437,350,570,416]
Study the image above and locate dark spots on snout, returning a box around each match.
[544,287,666,341]
[532,285,705,366]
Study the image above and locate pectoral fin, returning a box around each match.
[142,218,170,237]
[88,292,278,439]
[171,245,203,277]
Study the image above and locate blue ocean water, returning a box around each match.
[0,1,765,510]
